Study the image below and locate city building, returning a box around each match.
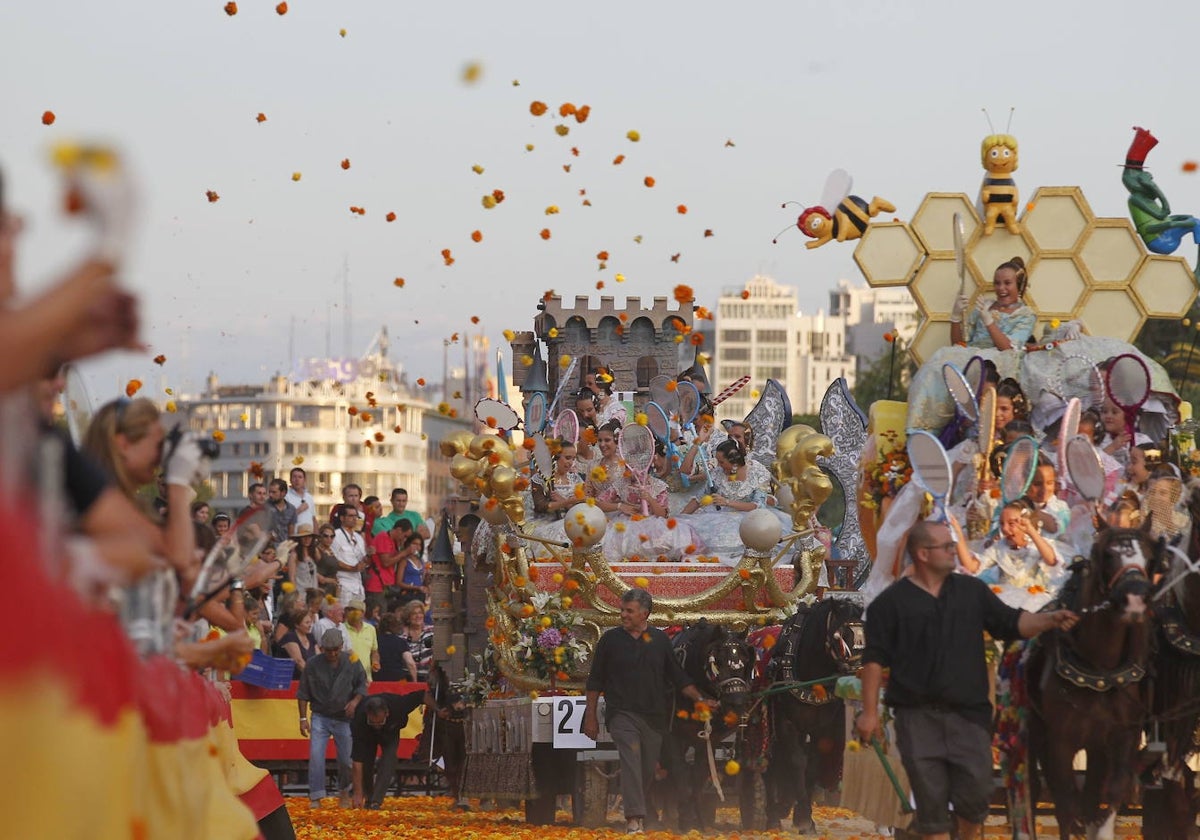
[178,328,432,518]
[711,275,856,420]
[828,279,920,366]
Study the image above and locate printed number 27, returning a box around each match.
[557,698,578,734]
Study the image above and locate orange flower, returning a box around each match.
[559,103,576,117]
[1184,161,1199,173]
[613,154,625,165]
[812,684,828,701]
[393,425,401,433]
[125,379,143,397]
[738,569,751,580]
[677,205,688,214]
[275,1,287,14]
[704,229,714,237]
[884,332,895,343]
[471,230,483,243]
[595,280,605,290]
[762,634,777,649]
[530,101,548,116]
[673,285,694,304]
[205,190,220,203]
[393,277,405,287]
[666,518,677,529]
[564,579,580,592]
[573,484,585,500]
[991,585,1004,594]
[618,312,629,323]
[670,253,681,263]
[575,105,590,123]
[582,427,598,445]
[416,378,426,386]
[690,333,704,346]
[373,432,385,442]
[492,189,506,203]
[596,250,609,261]
[644,176,656,188]
[223,1,237,15]
[153,354,166,365]
[677,709,690,720]
[442,248,455,266]
[555,125,570,137]
[723,711,740,727]
[41,110,56,126]
[256,112,267,123]
[540,228,551,240]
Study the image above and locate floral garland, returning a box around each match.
[861,440,912,511]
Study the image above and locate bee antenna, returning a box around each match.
[781,200,802,209]
[1005,107,1015,134]
[771,223,797,244]
[981,108,996,134]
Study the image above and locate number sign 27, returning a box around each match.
[553,697,596,748]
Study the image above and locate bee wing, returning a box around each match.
[819,169,852,211]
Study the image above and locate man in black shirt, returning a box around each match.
[350,691,432,809]
[583,589,711,834]
[857,519,1077,840]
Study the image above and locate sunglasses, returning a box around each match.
[319,532,334,538]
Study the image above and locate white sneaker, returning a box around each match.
[626,818,644,834]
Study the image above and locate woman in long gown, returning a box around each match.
[600,441,702,561]
[906,256,1178,433]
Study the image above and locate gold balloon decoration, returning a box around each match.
[773,427,835,595]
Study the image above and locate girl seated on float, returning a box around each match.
[598,441,702,562]
[573,391,601,466]
[586,420,628,511]
[1121,442,1160,502]
[679,439,791,564]
[1098,396,1153,466]
[524,440,585,561]
[586,365,627,427]
[949,501,1066,610]
[1026,457,1070,539]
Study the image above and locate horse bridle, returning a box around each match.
[826,607,866,671]
[707,637,752,696]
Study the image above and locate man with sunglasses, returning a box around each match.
[857,519,1078,840]
[332,506,369,607]
[350,690,434,809]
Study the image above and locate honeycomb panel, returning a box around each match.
[1077,289,1146,343]
[909,316,951,366]
[1078,219,1145,287]
[1130,256,1198,318]
[967,226,1034,289]
[911,257,978,319]
[1025,257,1088,318]
[853,222,925,288]
[911,193,981,254]
[1022,187,1094,253]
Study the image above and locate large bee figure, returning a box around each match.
[979,132,1020,235]
[774,169,896,249]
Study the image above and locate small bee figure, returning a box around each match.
[774,169,896,249]
[979,132,1020,235]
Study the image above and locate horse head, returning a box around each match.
[1080,527,1154,624]
[703,627,756,714]
[823,598,866,674]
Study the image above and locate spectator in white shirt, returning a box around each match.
[332,506,370,606]
[314,600,353,651]
[287,466,317,531]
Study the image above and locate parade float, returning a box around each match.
[447,124,1200,829]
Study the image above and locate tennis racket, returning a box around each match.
[942,363,978,424]
[474,397,520,432]
[1064,435,1105,503]
[62,363,95,445]
[524,392,547,435]
[553,409,580,446]
[649,375,680,415]
[677,380,701,430]
[962,355,985,398]
[529,433,555,484]
[1057,397,1081,493]
[907,431,953,521]
[1001,436,1038,505]
[1106,353,1150,451]
[977,384,997,485]
[546,357,578,419]
[619,423,656,515]
[711,375,752,407]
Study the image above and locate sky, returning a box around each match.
[3,0,1199,404]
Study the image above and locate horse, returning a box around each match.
[1022,527,1154,840]
[1142,491,1200,840]
[419,662,467,803]
[661,619,757,831]
[762,596,865,834]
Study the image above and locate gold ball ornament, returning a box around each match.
[739,508,783,552]
[450,454,482,482]
[440,430,474,458]
[564,503,606,547]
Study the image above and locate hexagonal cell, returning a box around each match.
[908,317,952,367]
[1078,219,1146,287]
[967,225,1034,288]
[1130,256,1198,318]
[1022,186,1094,254]
[1077,289,1146,343]
[910,193,981,254]
[853,222,924,287]
[911,257,981,319]
[1025,257,1088,318]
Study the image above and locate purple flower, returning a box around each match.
[537,628,563,649]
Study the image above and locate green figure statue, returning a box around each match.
[1122,126,1200,277]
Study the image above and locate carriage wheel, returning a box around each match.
[739,771,769,831]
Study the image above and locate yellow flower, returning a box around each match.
[521,355,533,367]
[482,194,497,209]
[472,164,484,174]
[634,576,649,588]
[615,273,626,282]
[548,327,559,338]
[701,495,714,506]
[555,125,570,136]
[560,354,571,368]
[635,413,648,426]
[349,652,359,663]
[281,581,296,593]
[1050,318,1061,329]
[560,596,572,608]
[529,690,539,699]
[445,645,457,655]
[291,172,302,182]
[212,430,226,442]
[503,329,516,341]
[590,465,607,482]
[724,759,741,776]
[545,205,559,215]
[750,389,760,399]
[540,616,552,627]
[239,412,249,423]
[627,130,641,142]
[525,143,535,152]
[847,740,861,752]
[165,401,177,413]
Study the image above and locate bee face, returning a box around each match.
[986,145,1017,173]
[804,215,825,234]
